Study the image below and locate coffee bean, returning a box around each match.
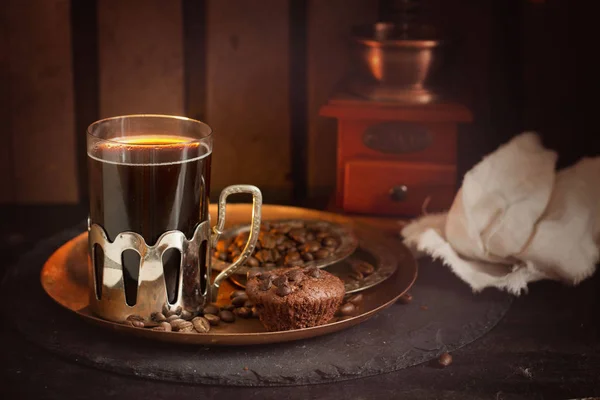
[151,312,167,323]
[322,237,338,247]
[306,267,321,278]
[169,318,186,329]
[285,251,301,263]
[230,249,241,259]
[302,252,314,262]
[219,310,236,323]
[126,314,144,322]
[286,269,304,282]
[348,270,364,281]
[303,241,320,253]
[227,242,239,253]
[234,232,250,248]
[276,244,287,252]
[203,305,219,315]
[316,231,329,240]
[152,325,166,331]
[180,310,193,320]
[166,314,181,323]
[354,261,375,276]
[398,293,413,304]
[438,352,452,367]
[314,248,330,260]
[216,252,227,261]
[176,321,194,332]
[204,313,220,326]
[247,268,262,279]
[258,272,272,281]
[276,285,292,297]
[288,228,307,244]
[126,320,144,328]
[246,257,259,268]
[234,307,252,318]
[230,290,246,300]
[347,293,364,305]
[251,307,260,318]
[232,293,249,306]
[192,317,211,333]
[259,279,272,291]
[272,275,289,287]
[306,232,315,241]
[339,302,356,316]
[259,232,277,249]
[215,240,228,253]
[263,262,277,269]
[244,300,254,308]
[159,321,172,332]
[222,304,236,311]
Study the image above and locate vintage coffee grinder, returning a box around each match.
[320,0,472,217]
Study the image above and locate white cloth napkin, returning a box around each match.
[401,132,600,294]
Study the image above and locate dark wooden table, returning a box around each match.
[1,205,599,400]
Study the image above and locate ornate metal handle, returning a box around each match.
[210,185,262,302]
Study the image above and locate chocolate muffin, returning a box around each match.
[246,266,345,331]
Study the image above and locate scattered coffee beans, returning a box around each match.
[151,312,166,323]
[166,314,181,323]
[221,304,236,311]
[204,313,220,326]
[176,321,194,333]
[192,317,211,333]
[230,290,246,300]
[203,305,219,315]
[347,293,364,306]
[232,293,249,306]
[398,293,413,304]
[219,310,236,323]
[438,352,452,367]
[234,307,252,318]
[353,261,375,276]
[339,302,357,316]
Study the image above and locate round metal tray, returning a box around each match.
[211,219,359,275]
[40,205,417,346]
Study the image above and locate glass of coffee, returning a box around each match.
[86,114,262,324]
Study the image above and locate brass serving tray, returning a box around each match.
[41,205,417,346]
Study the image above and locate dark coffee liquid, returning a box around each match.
[88,135,211,304]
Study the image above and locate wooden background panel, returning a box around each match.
[306,0,378,199]
[98,0,184,118]
[0,7,14,203]
[206,0,292,199]
[4,0,78,203]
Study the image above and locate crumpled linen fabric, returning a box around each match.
[401,133,600,294]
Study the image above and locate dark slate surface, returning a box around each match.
[0,225,512,387]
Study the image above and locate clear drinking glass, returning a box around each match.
[86,115,262,324]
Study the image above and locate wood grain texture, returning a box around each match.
[306,0,378,198]
[343,160,456,216]
[4,0,78,203]
[98,0,184,117]
[206,0,291,199]
[0,7,14,203]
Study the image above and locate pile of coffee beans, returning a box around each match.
[122,291,259,334]
[214,221,341,269]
